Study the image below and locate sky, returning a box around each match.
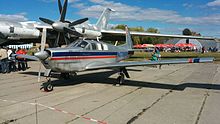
[0,0,220,37]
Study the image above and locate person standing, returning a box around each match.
[7,48,13,72]
[16,47,26,71]
[0,47,8,73]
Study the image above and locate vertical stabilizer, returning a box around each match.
[96,8,113,30]
[125,25,133,49]
[119,25,133,50]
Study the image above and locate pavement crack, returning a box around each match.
[0,119,17,124]
[126,90,173,124]
[66,87,142,124]
[195,92,209,124]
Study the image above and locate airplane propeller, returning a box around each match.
[39,0,88,46]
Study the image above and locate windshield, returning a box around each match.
[67,40,89,49]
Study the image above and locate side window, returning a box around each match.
[85,44,91,50]
[103,44,108,50]
[97,43,103,50]
[91,43,97,50]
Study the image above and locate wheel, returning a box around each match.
[43,82,53,92]
[117,73,125,85]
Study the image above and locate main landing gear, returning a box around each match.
[116,68,130,86]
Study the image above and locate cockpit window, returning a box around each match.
[78,41,88,48]
[67,40,89,49]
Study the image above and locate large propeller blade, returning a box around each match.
[39,17,54,25]
[69,18,89,27]
[60,0,68,22]
[58,0,62,14]
[64,27,82,37]
[55,32,61,47]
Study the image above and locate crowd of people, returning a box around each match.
[0,47,28,74]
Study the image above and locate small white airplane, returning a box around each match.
[16,25,214,92]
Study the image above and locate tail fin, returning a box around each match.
[96,8,114,30]
[119,25,133,50]
[125,25,133,49]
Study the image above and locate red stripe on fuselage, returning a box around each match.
[51,56,117,60]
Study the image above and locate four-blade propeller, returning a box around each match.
[39,0,88,46]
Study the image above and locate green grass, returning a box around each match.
[128,52,220,61]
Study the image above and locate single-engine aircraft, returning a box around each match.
[17,25,214,92]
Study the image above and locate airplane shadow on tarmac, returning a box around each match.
[20,70,220,91]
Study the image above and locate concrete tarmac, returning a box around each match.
[0,61,220,124]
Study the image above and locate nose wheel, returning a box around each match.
[40,78,53,92]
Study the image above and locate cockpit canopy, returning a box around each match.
[67,39,108,51]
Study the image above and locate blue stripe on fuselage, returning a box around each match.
[52,52,120,57]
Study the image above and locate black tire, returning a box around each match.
[43,83,53,92]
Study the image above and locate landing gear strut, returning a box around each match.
[116,68,130,86]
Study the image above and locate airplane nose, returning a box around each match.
[34,51,49,60]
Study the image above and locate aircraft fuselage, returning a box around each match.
[0,25,40,39]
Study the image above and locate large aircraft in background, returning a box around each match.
[38,0,215,47]
[0,21,40,45]
[0,0,216,46]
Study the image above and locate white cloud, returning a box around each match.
[73,0,220,26]
[0,13,28,22]
[207,0,220,6]
[182,3,193,8]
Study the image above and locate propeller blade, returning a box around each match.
[58,0,62,14]
[40,28,47,52]
[69,18,88,27]
[60,0,68,22]
[39,17,54,25]
[64,27,82,37]
[63,34,70,45]
[55,32,61,47]
[0,32,6,39]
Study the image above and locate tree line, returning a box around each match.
[111,24,200,45]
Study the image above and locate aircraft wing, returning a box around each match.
[14,54,39,61]
[101,30,215,40]
[85,57,214,70]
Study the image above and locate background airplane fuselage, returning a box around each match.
[0,25,40,39]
